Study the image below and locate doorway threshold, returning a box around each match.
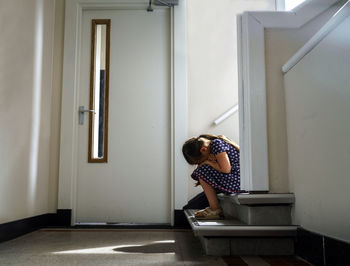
[73,222,173,229]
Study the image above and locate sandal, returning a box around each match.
[194,207,223,219]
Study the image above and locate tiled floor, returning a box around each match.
[0,229,311,266]
[0,229,225,266]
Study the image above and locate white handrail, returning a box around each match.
[282,0,350,73]
[213,104,239,125]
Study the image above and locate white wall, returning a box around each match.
[264,5,339,192]
[284,16,350,242]
[186,0,275,199]
[48,0,65,213]
[0,0,57,223]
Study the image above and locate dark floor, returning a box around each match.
[0,229,311,266]
[223,255,311,266]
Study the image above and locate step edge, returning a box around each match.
[218,193,295,205]
[184,209,299,237]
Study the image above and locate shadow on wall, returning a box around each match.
[27,0,44,212]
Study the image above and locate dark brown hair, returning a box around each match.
[182,134,239,165]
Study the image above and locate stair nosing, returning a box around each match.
[218,193,295,205]
[184,209,298,237]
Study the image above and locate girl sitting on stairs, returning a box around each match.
[182,134,242,219]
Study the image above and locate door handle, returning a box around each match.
[79,106,95,125]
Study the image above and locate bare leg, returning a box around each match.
[199,179,220,210]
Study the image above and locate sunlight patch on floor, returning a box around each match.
[52,245,143,254]
[52,240,176,255]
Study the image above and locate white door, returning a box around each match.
[76,9,171,224]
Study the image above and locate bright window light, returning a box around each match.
[285,0,306,11]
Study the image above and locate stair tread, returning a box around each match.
[218,193,295,205]
[184,209,298,237]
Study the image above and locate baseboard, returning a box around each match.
[49,209,72,227]
[174,209,190,229]
[0,214,48,243]
[73,224,174,229]
[0,209,72,243]
[296,228,350,266]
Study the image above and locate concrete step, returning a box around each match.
[199,236,295,256]
[184,209,297,256]
[184,209,297,237]
[223,193,295,205]
[218,193,295,225]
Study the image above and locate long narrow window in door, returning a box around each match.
[88,19,110,162]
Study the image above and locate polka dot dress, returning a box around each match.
[191,138,241,194]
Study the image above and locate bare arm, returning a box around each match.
[200,152,231,174]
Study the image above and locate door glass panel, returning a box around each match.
[89,19,110,162]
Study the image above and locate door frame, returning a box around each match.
[58,0,188,226]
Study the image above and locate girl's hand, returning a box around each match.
[199,152,231,174]
[199,160,219,169]
[198,153,216,166]
[208,154,216,162]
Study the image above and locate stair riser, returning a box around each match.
[200,236,295,256]
[220,197,238,219]
[219,198,292,225]
[237,205,292,225]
